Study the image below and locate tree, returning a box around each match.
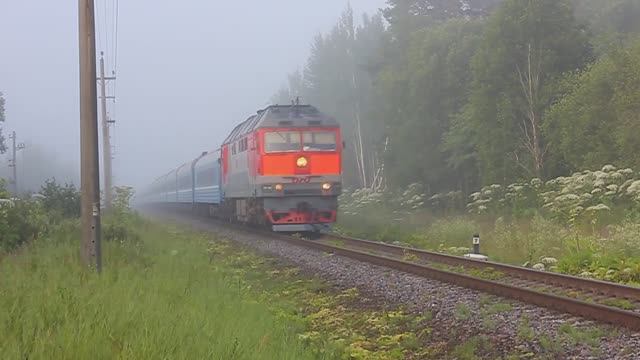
[0,92,6,154]
[545,41,640,171]
[39,178,81,220]
[374,19,484,192]
[461,0,591,183]
[574,0,640,37]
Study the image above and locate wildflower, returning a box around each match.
[627,180,640,196]
[580,193,593,201]
[530,178,543,187]
[554,194,580,202]
[620,168,634,176]
[532,263,545,271]
[586,204,610,212]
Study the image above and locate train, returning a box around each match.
[141,104,343,232]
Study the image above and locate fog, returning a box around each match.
[0,0,385,192]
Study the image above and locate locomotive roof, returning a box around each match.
[223,104,338,144]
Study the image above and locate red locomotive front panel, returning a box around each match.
[259,128,341,176]
[255,127,342,229]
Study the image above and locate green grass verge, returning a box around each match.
[0,221,315,359]
[0,219,441,359]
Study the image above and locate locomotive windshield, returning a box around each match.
[264,131,301,152]
[265,130,337,153]
[303,131,336,151]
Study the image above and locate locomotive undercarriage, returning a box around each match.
[213,196,337,231]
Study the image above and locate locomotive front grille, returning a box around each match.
[283,189,323,195]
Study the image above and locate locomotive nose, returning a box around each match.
[296,201,311,212]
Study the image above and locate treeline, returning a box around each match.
[273,0,640,195]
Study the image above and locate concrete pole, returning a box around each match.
[99,53,113,210]
[79,0,102,271]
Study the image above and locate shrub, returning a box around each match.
[103,186,142,244]
[0,179,48,252]
[39,178,80,222]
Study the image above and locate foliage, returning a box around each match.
[39,178,80,221]
[0,180,48,253]
[466,165,640,229]
[0,178,8,198]
[0,200,48,253]
[545,40,640,171]
[103,186,141,244]
[375,19,484,191]
[276,0,640,196]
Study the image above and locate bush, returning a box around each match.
[0,180,49,252]
[103,186,142,244]
[39,178,80,222]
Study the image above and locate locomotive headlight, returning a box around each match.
[274,183,284,192]
[322,182,332,191]
[296,156,308,167]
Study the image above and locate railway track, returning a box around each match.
[149,208,640,332]
[267,231,640,331]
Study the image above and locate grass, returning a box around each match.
[0,222,318,359]
[1,217,452,359]
[517,316,536,341]
[338,206,640,286]
[452,336,493,360]
[454,303,471,321]
[602,297,635,310]
[483,302,512,315]
[558,323,605,348]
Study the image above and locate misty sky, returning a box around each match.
[0,0,386,191]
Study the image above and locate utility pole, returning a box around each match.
[98,52,115,210]
[8,131,25,195]
[79,0,102,272]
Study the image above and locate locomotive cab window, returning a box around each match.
[264,131,301,153]
[303,131,336,151]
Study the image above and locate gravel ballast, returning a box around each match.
[149,210,640,359]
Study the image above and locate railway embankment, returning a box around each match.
[152,209,640,359]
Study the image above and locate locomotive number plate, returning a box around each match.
[291,176,312,184]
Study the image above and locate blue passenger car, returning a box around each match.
[142,150,222,210]
[192,150,222,205]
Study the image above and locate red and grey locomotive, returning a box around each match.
[143,104,343,231]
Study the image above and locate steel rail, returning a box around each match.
[273,234,640,331]
[325,233,640,302]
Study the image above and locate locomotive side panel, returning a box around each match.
[225,136,252,199]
